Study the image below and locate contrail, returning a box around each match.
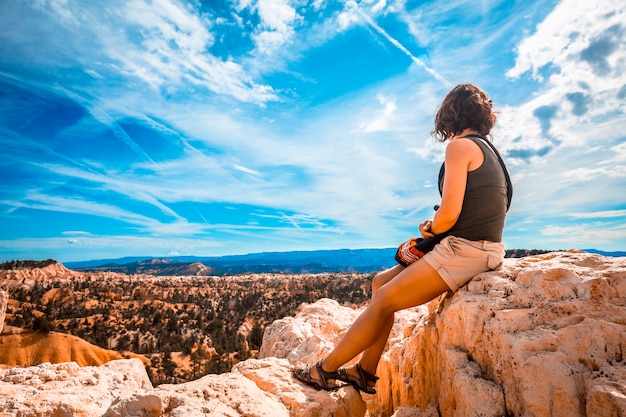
[54,84,157,164]
[356,8,452,88]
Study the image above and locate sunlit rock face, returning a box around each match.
[0,359,151,417]
[0,357,365,417]
[369,251,626,417]
[260,251,626,417]
[0,290,6,334]
[0,251,624,416]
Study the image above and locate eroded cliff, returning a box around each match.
[0,251,624,416]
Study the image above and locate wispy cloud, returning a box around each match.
[348,2,452,88]
[570,210,626,219]
[1,0,625,261]
[246,0,301,55]
[4,191,163,229]
[542,222,626,247]
[361,94,397,132]
[504,0,626,148]
[26,0,279,105]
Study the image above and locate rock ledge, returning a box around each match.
[0,251,624,416]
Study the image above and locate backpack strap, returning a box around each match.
[437,135,513,212]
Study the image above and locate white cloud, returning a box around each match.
[127,0,215,51]
[570,210,626,219]
[354,3,451,87]
[542,223,626,246]
[563,165,626,182]
[4,0,626,258]
[233,164,263,178]
[256,0,298,32]
[368,0,387,14]
[338,1,361,31]
[507,0,625,81]
[85,69,103,79]
[33,0,79,25]
[114,0,279,103]
[62,231,93,236]
[240,0,302,56]
[253,30,293,55]
[9,191,173,229]
[610,142,626,163]
[495,0,626,170]
[33,162,191,220]
[26,0,279,104]
[361,94,397,132]
[0,235,224,261]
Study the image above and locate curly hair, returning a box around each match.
[431,83,497,142]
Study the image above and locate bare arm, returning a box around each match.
[420,138,482,237]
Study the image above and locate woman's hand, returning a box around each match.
[419,220,435,239]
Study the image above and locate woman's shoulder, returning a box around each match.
[446,137,483,156]
[446,137,484,170]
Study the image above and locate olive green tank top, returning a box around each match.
[438,135,508,242]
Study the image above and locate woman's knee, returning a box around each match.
[371,273,386,295]
[368,288,398,317]
[371,265,404,295]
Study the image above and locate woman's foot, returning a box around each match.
[292,359,342,391]
[337,362,379,394]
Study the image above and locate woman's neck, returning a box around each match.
[450,128,480,140]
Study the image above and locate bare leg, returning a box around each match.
[321,259,449,373]
[297,265,403,388]
[358,265,403,373]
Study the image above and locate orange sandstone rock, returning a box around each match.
[0,252,624,417]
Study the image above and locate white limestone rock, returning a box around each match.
[104,357,366,417]
[371,251,626,417]
[0,359,151,417]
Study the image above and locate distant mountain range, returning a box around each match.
[65,248,398,275]
[63,248,626,276]
[581,249,626,257]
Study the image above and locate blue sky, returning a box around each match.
[1,0,625,263]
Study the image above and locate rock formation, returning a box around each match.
[0,251,624,416]
[0,359,152,416]
[370,251,626,416]
[0,262,80,282]
[0,331,135,367]
[0,287,141,368]
[0,290,7,334]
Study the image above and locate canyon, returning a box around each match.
[0,263,371,384]
[0,250,625,416]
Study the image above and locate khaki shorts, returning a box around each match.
[422,235,505,292]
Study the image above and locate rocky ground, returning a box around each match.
[0,250,625,416]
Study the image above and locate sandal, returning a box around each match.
[337,362,379,394]
[292,359,341,391]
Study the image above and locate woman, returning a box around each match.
[292,83,511,394]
